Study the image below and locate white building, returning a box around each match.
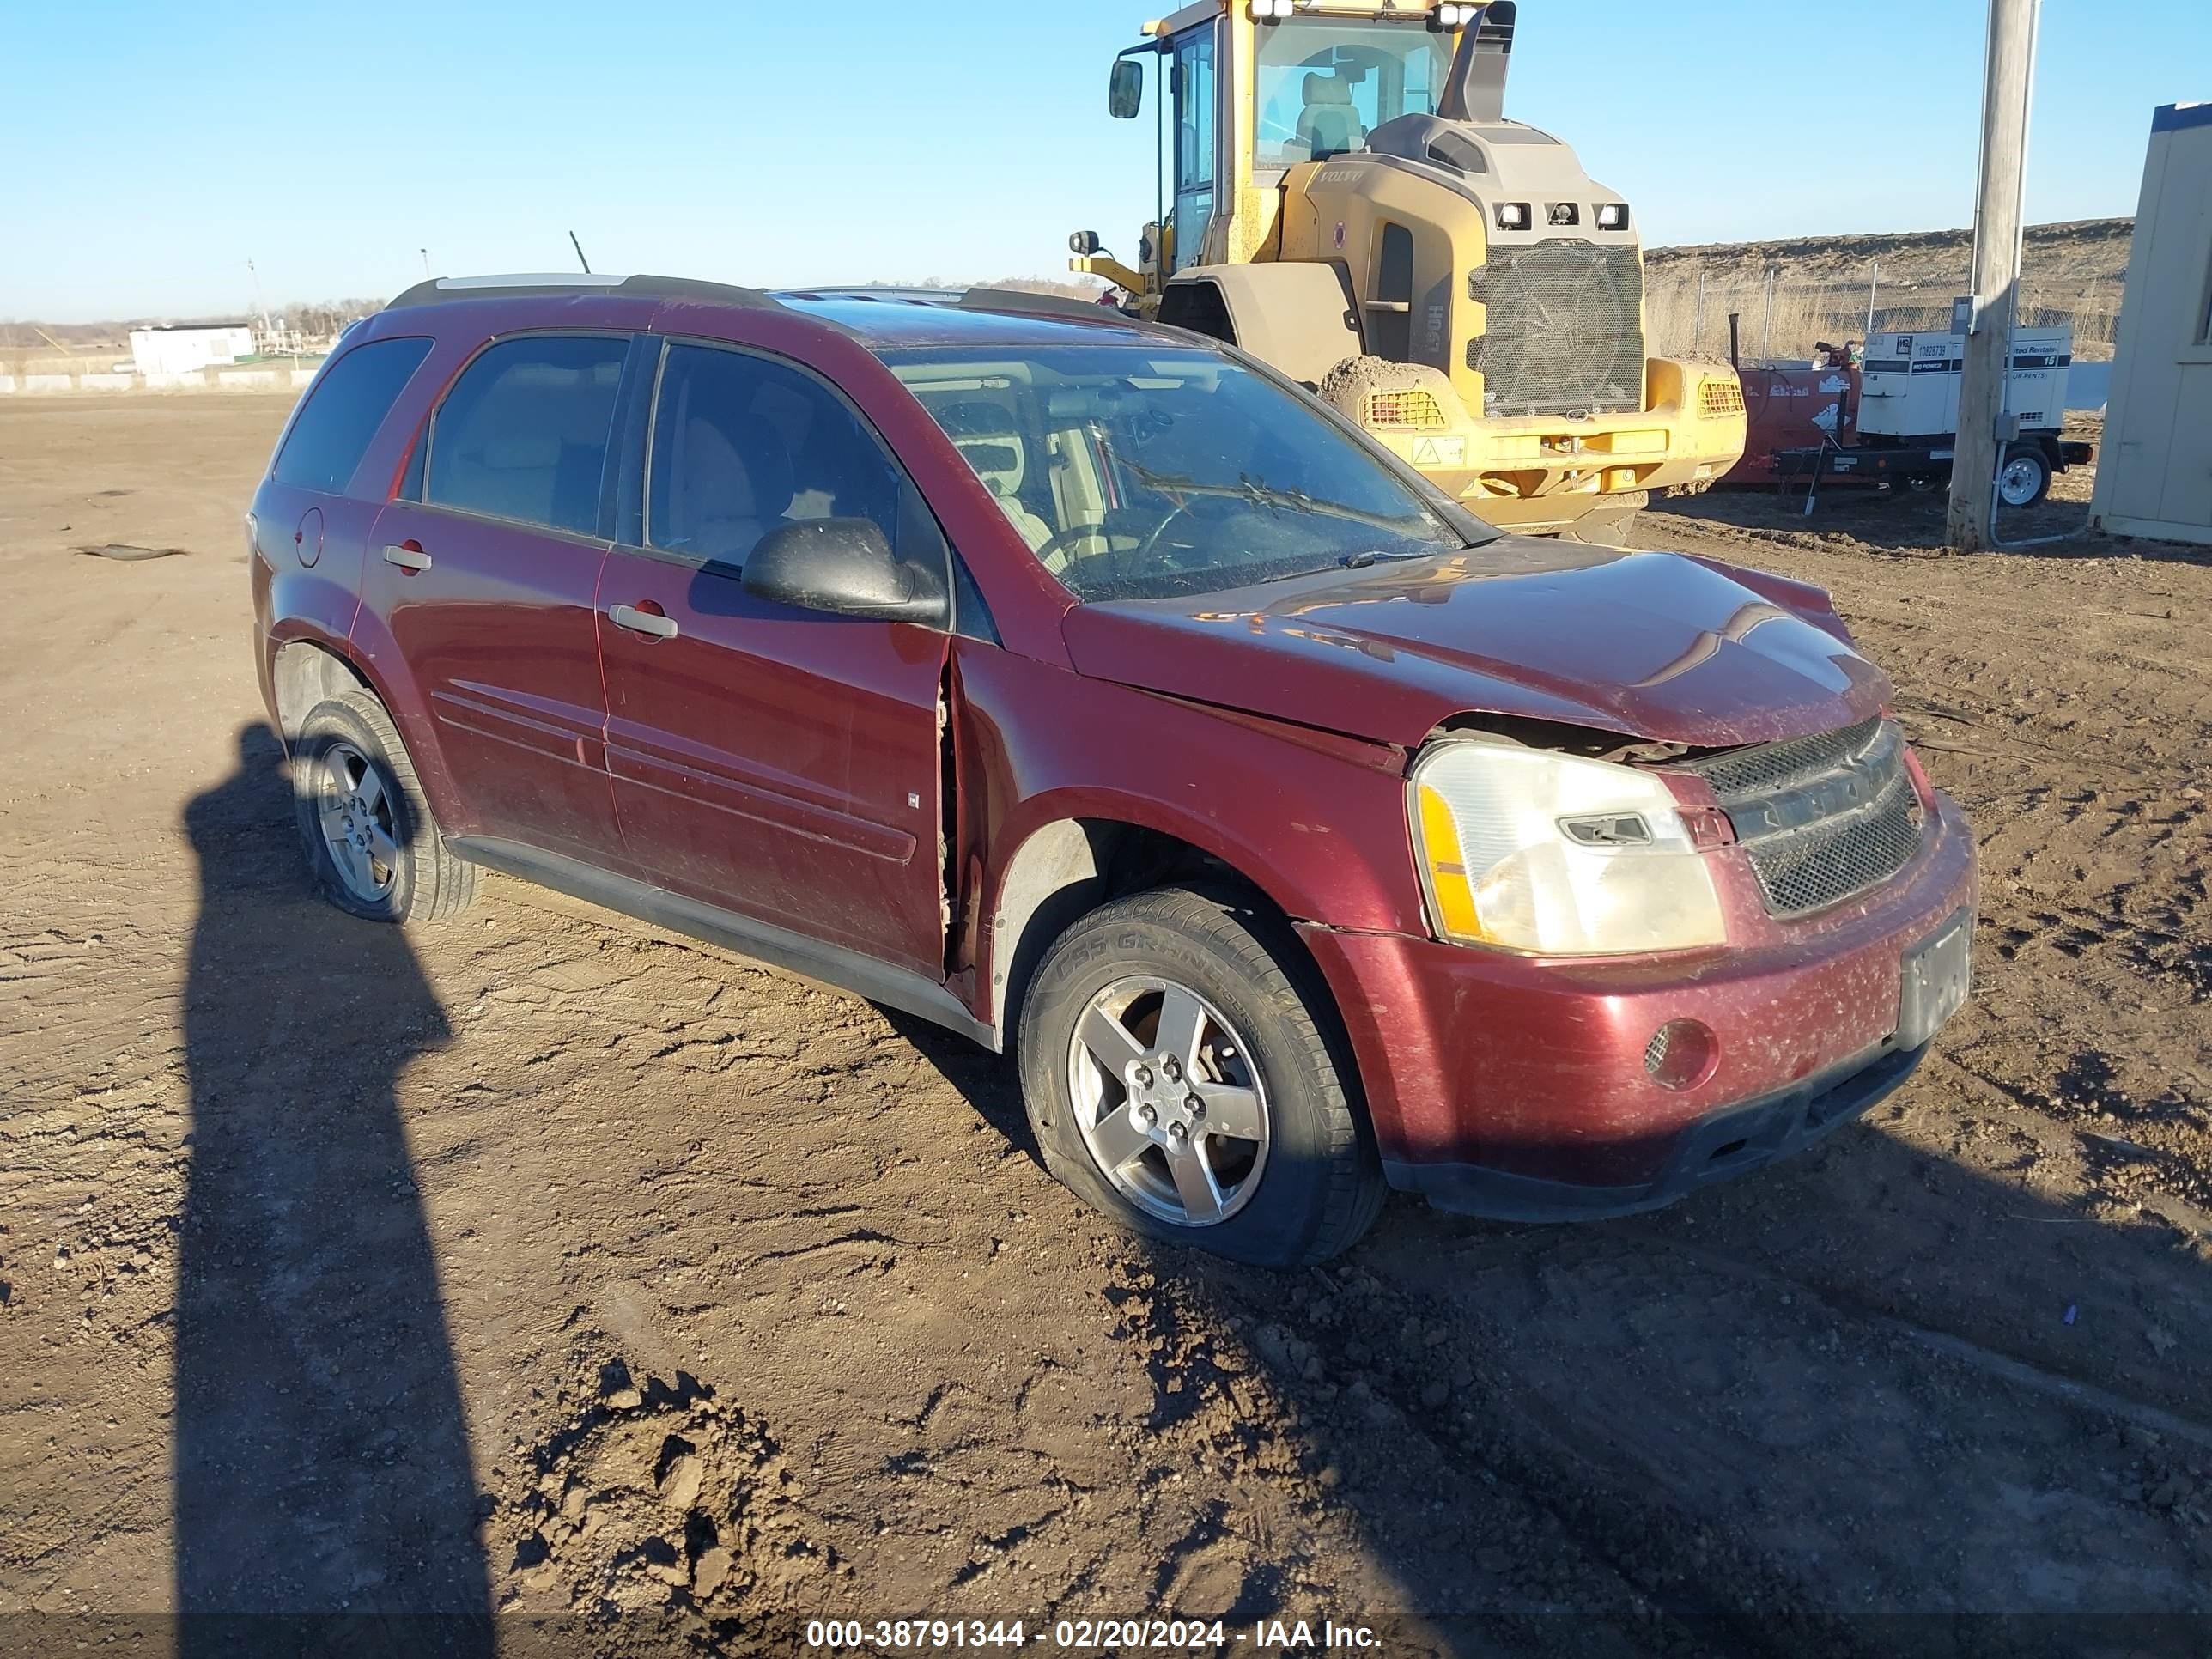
[128,322,256,376]
[2091,102,2212,546]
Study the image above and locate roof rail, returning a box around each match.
[774,285,961,307]
[384,273,787,313]
[956,285,1134,325]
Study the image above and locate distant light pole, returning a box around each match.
[245,258,272,345]
[420,247,431,277]
[1948,0,2041,551]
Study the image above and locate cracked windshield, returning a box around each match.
[884,344,1474,600]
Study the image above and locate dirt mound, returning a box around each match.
[498,1347,843,1631]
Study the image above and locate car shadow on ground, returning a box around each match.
[175,725,491,1655]
[903,988,2212,1656]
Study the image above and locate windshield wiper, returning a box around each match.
[1117,459,1438,539]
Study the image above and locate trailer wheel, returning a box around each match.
[1996,448,2053,508]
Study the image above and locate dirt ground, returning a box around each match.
[3,395,2210,1656]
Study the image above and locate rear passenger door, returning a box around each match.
[596,338,951,976]
[254,334,435,649]
[361,332,633,863]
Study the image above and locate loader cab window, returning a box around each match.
[1254,21,1451,169]
[1170,25,1217,272]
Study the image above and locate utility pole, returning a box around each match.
[1864,258,1881,339]
[1948,0,2041,550]
[246,258,272,347]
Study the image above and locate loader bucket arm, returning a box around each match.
[1437,0,1517,124]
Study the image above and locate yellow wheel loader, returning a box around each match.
[1070,0,1746,544]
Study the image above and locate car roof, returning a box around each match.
[382,274,1179,353]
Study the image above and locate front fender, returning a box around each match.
[952,642,1427,1030]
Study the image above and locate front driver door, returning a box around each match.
[596,337,951,978]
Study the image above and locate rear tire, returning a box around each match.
[1018,885,1385,1267]
[291,690,477,923]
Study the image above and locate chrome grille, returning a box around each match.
[1680,718,1924,918]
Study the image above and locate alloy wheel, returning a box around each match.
[1066,975,1270,1226]
[314,740,400,902]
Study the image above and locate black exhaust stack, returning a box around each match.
[1437,2,1517,125]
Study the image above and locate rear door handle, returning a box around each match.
[381,544,432,572]
[608,603,678,640]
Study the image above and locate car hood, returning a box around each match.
[1059,538,1892,749]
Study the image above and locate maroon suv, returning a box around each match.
[249,274,1975,1267]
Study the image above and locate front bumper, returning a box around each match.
[1386,1040,1923,1221]
[1297,790,1977,1220]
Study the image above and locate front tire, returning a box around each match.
[1018,886,1384,1267]
[290,690,477,923]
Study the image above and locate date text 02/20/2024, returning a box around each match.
[803,1619,1383,1650]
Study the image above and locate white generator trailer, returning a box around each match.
[1778,323,2093,506]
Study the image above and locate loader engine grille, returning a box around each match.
[1468,240,1645,416]
[1679,717,1925,919]
[1699,376,1747,418]
[1366,389,1449,429]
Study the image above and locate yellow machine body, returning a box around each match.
[1075,0,1745,538]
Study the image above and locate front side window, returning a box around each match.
[425,335,626,535]
[647,342,903,567]
[1254,21,1452,169]
[271,336,432,493]
[883,344,1474,603]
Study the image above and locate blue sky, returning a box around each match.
[2,1,2197,322]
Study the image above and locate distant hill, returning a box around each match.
[1644,217,2133,362]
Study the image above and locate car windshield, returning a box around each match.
[880,343,1476,602]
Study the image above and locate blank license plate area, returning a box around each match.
[1898,908,1972,1049]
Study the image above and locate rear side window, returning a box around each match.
[426,335,627,535]
[647,341,902,566]
[270,337,433,493]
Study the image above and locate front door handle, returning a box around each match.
[608,603,678,640]
[381,543,432,572]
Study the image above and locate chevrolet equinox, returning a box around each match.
[248,274,1975,1267]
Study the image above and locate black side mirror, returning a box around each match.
[740,518,948,626]
[1109,58,1144,119]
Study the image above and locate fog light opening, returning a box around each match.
[1644,1018,1718,1091]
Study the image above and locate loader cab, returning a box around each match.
[1097,2,1468,284]
[1251,19,1454,170]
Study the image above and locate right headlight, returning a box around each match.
[1409,741,1727,956]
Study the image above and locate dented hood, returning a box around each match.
[1060,539,1892,748]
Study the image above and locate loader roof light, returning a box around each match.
[1432,3,1478,27]
[1596,202,1629,231]
[1248,0,1294,20]
[1495,202,1529,230]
